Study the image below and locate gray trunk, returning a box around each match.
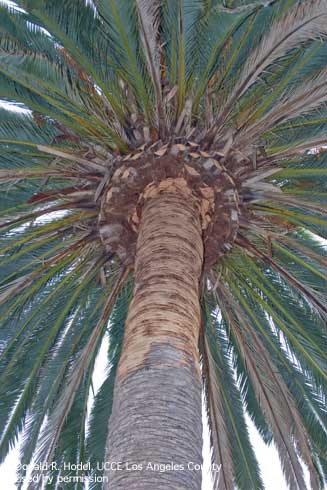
[104,186,204,490]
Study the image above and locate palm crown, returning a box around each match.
[0,1,326,489]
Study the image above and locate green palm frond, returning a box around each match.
[8,0,127,120]
[26,267,128,475]
[0,260,100,460]
[202,301,264,490]
[215,0,327,126]
[16,286,100,485]
[205,244,327,488]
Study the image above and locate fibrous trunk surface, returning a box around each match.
[105,187,204,490]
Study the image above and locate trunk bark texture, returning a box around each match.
[104,187,204,490]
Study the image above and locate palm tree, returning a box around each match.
[0,0,326,489]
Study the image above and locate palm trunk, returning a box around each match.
[104,187,204,490]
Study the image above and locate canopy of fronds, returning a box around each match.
[0,1,326,489]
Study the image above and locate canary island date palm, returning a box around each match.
[0,1,326,489]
